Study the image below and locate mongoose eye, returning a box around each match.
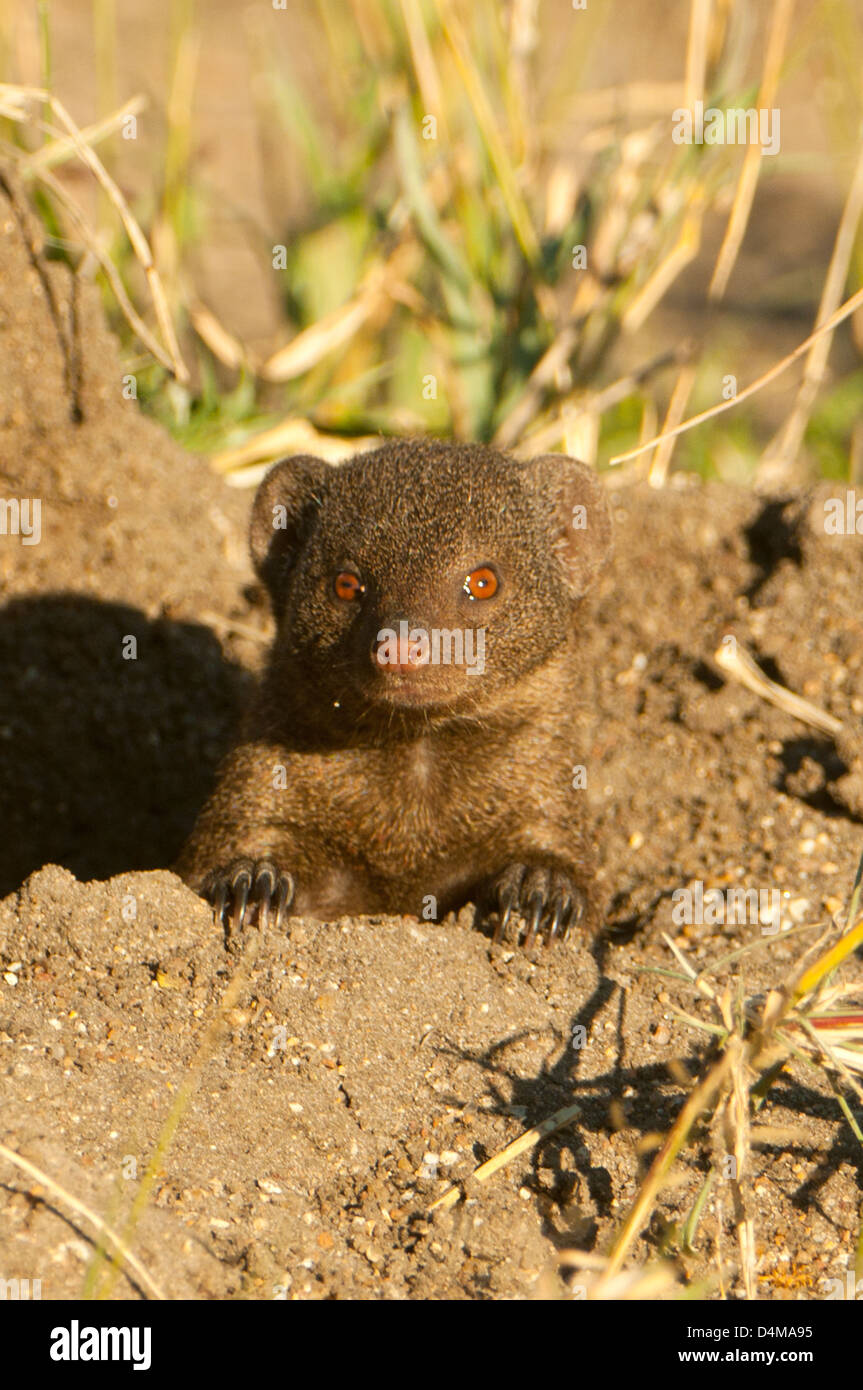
[463,566,498,600]
[333,571,365,602]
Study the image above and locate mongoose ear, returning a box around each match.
[528,454,612,599]
[249,454,331,604]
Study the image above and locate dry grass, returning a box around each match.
[417,850,863,1300]
[558,861,863,1299]
[1,0,860,476]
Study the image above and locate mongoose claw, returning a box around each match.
[491,864,584,950]
[203,858,295,934]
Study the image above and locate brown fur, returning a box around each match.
[176,439,611,937]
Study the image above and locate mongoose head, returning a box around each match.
[250,439,611,718]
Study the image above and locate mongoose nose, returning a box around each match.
[371,622,432,673]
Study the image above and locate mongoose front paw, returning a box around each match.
[491,864,585,950]
[202,858,295,933]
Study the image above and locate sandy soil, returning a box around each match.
[1,167,862,1301]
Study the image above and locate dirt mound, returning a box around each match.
[0,169,256,893]
[1,167,862,1300]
